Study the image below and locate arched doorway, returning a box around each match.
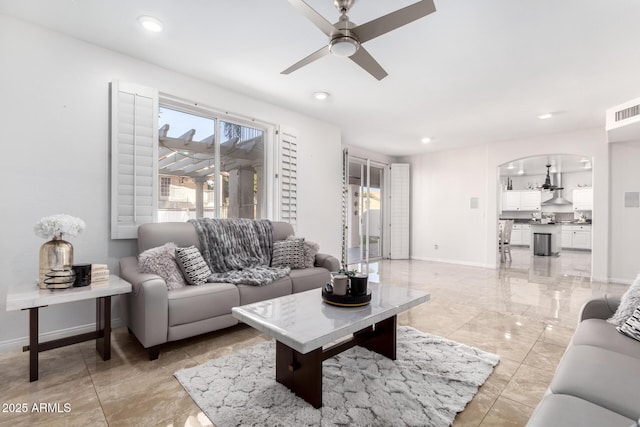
[497,154,594,279]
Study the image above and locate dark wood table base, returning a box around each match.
[275,315,397,408]
[23,296,112,382]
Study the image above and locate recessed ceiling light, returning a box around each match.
[507,163,514,170]
[138,16,163,32]
[579,158,590,163]
[518,169,524,175]
[538,113,553,120]
[421,137,432,144]
[313,91,329,100]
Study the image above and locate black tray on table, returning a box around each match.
[322,286,372,307]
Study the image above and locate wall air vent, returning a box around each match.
[606,97,640,143]
[615,105,640,122]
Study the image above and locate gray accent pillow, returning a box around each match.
[608,275,640,326]
[272,238,305,269]
[176,246,212,286]
[617,305,640,342]
[138,242,187,291]
[287,235,320,268]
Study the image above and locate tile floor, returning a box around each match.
[0,247,628,426]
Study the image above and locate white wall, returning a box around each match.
[609,140,640,283]
[407,144,489,267]
[406,128,612,278]
[0,14,343,349]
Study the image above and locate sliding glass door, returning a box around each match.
[346,157,385,265]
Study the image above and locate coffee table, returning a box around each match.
[231,282,429,408]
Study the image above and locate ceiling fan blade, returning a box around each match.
[349,47,388,81]
[287,0,338,37]
[353,0,436,44]
[281,46,330,75]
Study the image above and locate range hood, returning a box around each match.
[541,169,572,206]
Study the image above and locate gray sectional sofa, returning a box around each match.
[527,294,640,426]
[119,221,340,360]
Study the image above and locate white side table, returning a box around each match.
[6,275,132,381]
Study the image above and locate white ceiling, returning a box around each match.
[2,0,640,156]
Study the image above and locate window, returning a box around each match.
[160,176,171,199]
[157,106,265,222]
[110,80,296,239]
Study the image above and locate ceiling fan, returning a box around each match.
[282,0,436,80]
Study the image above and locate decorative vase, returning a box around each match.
[38,235,74,289]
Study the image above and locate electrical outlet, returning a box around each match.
[434,244,439,250]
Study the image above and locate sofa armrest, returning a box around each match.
[119,256,169,349]
[579,294,622,322]
[314,253,341,272]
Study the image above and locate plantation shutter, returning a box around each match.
[389,163,410,259]
[110,80,159,239]
[278,127,298,226]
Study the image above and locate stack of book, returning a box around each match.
[91,264,110,283]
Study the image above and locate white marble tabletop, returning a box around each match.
[232,282,429,354]
[6,276,132,311]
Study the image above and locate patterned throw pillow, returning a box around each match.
[608,274,640,326]
[175,246,212,286]
[618,305,640,342]
[287,235,319,268]
[272,238,305,269]
[138,242,187,291]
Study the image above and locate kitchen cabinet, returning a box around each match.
[573,188,593,211]
[502,191,541,212]
[561,224,591,249]
[510,223,531,245]
[520,191,542,211]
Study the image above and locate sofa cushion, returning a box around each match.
[272,238,305,269]
[289,267,330,294]
[175,245,211,286]
[608,274,640,326]
[526,394,635,427]
[572,318,640,360]
[272,222,294,241]
[168,283,239,327]
[138,222,201,253]
[138,242,187,291]
[237,276,292,306]
[550,345,640,420]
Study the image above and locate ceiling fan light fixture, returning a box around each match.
[329,36,359,57]
[138,16,163,32]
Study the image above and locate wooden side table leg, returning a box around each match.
[96,296,111,360]
[29,308,39,382]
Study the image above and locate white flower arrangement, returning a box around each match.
[34,214,86,240]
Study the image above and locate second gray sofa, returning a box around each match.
[527,294,640,426]
[119,221,340,360]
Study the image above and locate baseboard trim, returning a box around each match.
[0,318,124,353]
[606,277,634,285]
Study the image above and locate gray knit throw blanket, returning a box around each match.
[189,218,290,286]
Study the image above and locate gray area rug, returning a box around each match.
[175,326,500,427]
